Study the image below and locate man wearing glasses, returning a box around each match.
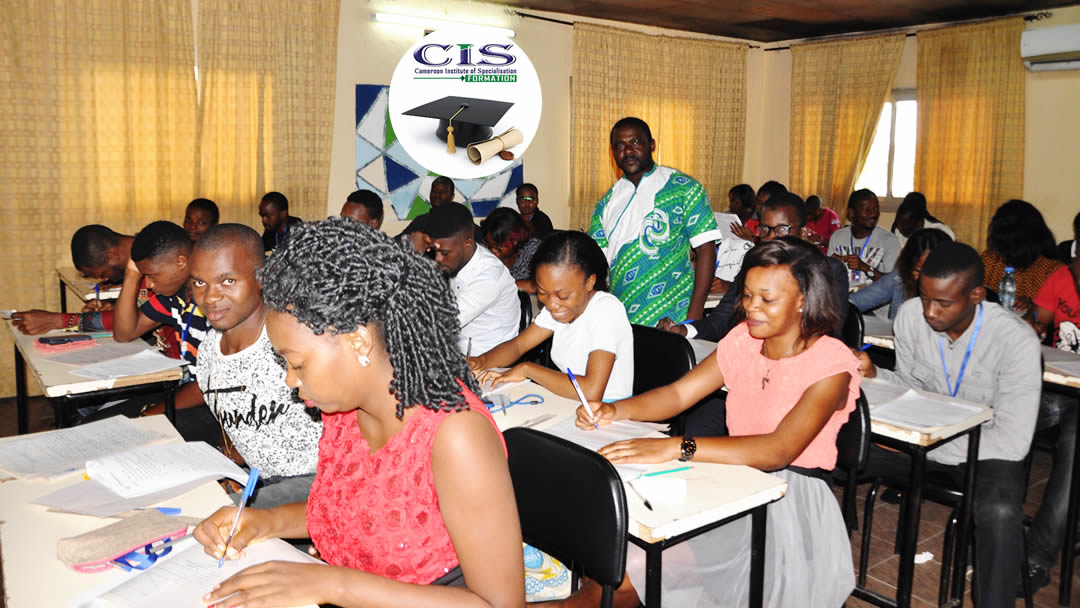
[658,192,849,340]
[515,183,553,239]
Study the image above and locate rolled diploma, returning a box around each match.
[467,128,524,165]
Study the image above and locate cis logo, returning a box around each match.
[414,43,516,66]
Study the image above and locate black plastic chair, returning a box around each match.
[505,427,628,607]
[518,290,533,333]
[841,302,865,349]
[830,389,871,533]
[631,324,697,395]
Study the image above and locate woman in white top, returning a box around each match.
[469,231,634,402]
[892,191,955,248]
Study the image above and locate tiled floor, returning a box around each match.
[3,396,1078,607]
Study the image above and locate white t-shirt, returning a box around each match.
[452,246,521,354]
[534,291,634,401]
[196,327,321,478]
[827,225,901,287]
[893,220,956,249]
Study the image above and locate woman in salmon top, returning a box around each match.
[195,217,524,608]
[573,237,859,608]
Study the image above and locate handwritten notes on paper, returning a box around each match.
[70,350,185,380]
[0,417,167,480]
[85,442,247,499]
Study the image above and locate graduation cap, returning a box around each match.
[402,96,514,154]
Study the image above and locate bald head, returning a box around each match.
[194,224,265,268]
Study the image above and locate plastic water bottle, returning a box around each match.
[999,266,1017,312]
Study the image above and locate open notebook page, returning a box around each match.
[74,537,321,608]
[541,417,667,480]
[86,441,247,499]
[0,417,168,480]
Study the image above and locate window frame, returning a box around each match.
[859,88,915,213]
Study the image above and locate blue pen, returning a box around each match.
[219,467,260,567]
[567,369,600,430]
[94,283,100,301]
[677,319,695,325]
[859,343,873,351]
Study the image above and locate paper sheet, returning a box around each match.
[862,315,894,338]
[1042,346,1080,377]
[86,442,247,499]
[542,417,657,480]
[712,212,755,282]
[74,538,321,608]
[82,287,121,301]
[0,417,168,480]
[859,379,910,407]
[870,390,985,433]
[70,350,185,380]
[33,478,208,518]
[46,342,149,366]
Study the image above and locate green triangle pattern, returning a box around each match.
[384,108,397,149]
[407,197,431,219]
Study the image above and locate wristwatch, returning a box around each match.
[679,436,697,462]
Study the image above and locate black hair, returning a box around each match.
[261,191,289,212]
[921,241,985,291]
[805,195,822,210]
[610,116,652,143]
[733,237,838,339]
[345,190,384,222]
[480,207,531,252]
[71,224,123,269]
[987,199,1057,270]
[431,176,455,191]
[896,228,952,298]
[1073,211,1080,240]
[194,223,265,269]
[847,188,878,210]
[762,192,807,226]
[516,182,538,197]
[260,217,479,418]
[890,192,940,232]
[131,221,193,263]
[530,231,609,291]
[728,184,756,218]
[756,180,787,200]
[424,202,475,240]
[187,198,220,224]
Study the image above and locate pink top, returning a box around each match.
[306,385,503,584]
[715,323,859,470]
[808,207,842,253]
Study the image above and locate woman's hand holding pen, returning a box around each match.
[194,506,276,562]
[575,401,616,429]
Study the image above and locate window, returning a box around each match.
[854,90,916,206]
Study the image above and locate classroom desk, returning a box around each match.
[489,381,788,608]
[854,380,992,608]
[861,317,1080,607]
[4,320,183,434]
[0,416,233,607]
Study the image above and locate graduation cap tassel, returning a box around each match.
[446,105,467,154]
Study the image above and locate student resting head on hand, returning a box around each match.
[563,237,859,608]
[193,217,525,608]
[469,230,634,403]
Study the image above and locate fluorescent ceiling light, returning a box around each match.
[373,12,515,38]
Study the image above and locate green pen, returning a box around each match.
[642,465,692,478]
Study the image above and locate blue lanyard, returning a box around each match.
[850,232,873,281]
[179,306,195,359]
[937,303,983,397]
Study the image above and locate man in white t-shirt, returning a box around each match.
[827,189,900,289]
[190,224,322,507]
[427,202,521,354]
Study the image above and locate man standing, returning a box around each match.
[589,117,720,325]
[259,191,303,253]
[427,202,520,354]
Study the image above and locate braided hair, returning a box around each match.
[260,216,480,418]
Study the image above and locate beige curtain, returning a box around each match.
[0,0,198,398]
[915,18,1025,246]
[197,0,339,225]
[570,23,746,230]
[790,33,904,212]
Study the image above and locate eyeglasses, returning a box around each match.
[517,196,536,202]
[757,224,796,237]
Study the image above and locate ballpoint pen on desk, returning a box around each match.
[859,343,872,352]
[566,368,599,430]
[627,480,653,511]
[219,467,260,568]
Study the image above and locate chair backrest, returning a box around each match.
[841,302,865,349]
[631,324,697,395]
[504,427,628,596]
[518,290,533,333]
[836,389,871,472]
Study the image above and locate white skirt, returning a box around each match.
[626,469,854,608]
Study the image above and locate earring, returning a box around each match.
[799,308,804,313]
[357,354,370,367]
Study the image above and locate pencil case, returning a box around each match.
[57,510,189,573]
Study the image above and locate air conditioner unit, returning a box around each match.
[1021,24,1080,71]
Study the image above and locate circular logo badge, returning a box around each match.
[388,28,541,180]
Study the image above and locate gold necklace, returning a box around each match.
[760,340,800,389]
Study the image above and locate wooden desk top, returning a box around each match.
[4,321,184,398]
[0,416,232,607]
[490,381,787,542]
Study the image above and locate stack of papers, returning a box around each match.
[70,350,185,380]
[82,286,121,301]
[862,380,986,433]
[0,417,167,480]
